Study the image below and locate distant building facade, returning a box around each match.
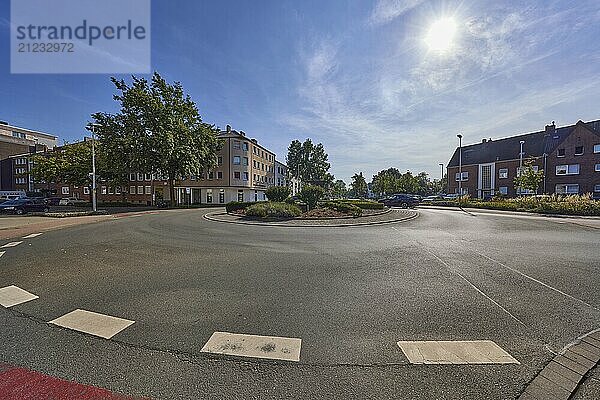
[447,120,600,199]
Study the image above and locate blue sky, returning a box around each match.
[1,0,600,183]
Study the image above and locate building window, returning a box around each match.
[595,184,600,192]
[594,144,600,153]
[242,157,248,166]
[596,164,600,172]
[145,173,152,181]
[219,189,225,203]
[206,189,213,203]
[557,148,565,157]
[555,184,579,194]
[208,171,214,180]
[101,186,107,195]
[237,190,244,202]
[83,187,90,195]
[218,156,223,165]
[115,186,121,195]
[234,171,241,179]
[62,187,69,195]
[130,186,136,194]
[12,131,26,139]
[217,171,223,179]
[108,187,115,195]
[129,173,136,181]
[555,164,579,175]
[233,156,241,165]
[233,140,241,150]
[243,172,249,180]
[455,171,468,181]
[137,185,144,194]
[145,186,151,194]
[498,187,508,195]
[242,142,249,151]
[574,146,584,155]
[498,168,508,179]
[15,177,26,184]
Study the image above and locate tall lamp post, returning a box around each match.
[439,163,444,193]
[457,134,463,196]
[518,140,525,195]
[90,124,98,213]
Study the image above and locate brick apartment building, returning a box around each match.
[0,121,57,192]
[2,124,290,205]
[447,120,600,199]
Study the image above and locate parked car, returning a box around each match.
[0,198,49,215]
[421,195,445,203]
[46,197,63,206]
[58,197,87,206]
[379,194,420,208]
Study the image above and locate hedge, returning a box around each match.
[329,199,384,210]
[225,201,264,213]
[245,202,301,219]
[322,201,362,217]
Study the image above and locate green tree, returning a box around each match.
[514,159,544,194]
[30,151,66,192]
[286,139,331,184]
[331,179,347,198]
[265,186,291,202]
[298,184,325,210]
[350,172,368,198]
[91,72,222,203]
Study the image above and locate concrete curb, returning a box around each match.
[519,328,600,400]
[203,209,418,228]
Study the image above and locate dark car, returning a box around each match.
[379,194,420,208]
[0,198,50,215]
[46,197,62,206]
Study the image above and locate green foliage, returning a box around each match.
[91,72,222,203]
[265,186,291,202]
[371,168,433,196]
[245,202,302,219]
[331,179,347,198]
[298,184,325,210]
[331,199,384,210]
[322,201,362,217]
[286,139,331,183]
[350,172,368,198]
[225,201,261,213]
[514,159,544,194]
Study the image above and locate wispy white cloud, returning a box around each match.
[368,0,425,26]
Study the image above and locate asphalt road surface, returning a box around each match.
[0,207,598,399]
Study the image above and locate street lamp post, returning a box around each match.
[90,124,98,213]
[457,134,463,196]
[439,163,444,193]
[518,140,525,195]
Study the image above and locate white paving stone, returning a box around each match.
[1,241,23,248]
[201,331,302,362]
[397,340,519,365]
[49,309,135,339]
[22,233,43,239]
[0,285,39,307]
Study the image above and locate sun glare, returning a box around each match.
[424,17,457,53]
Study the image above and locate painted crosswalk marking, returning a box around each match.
[397,340,519,365]
[49,309,135,339]
[201,332,302,361]
[0,285,39,307]
[1,241,23,248]
[22,233,43,239]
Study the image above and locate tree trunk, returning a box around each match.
[169,176,176,207]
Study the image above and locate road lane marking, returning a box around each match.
[0,285,39,307]
[0,251,4,258]
[1,241,23,248]
[397,340,519,365]
[22,233,43,239]
[49,309,134,339]
[201,331,302,361]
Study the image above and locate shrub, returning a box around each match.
[298,185,325,210]
[330,199,384,210]
[245,202,302,219]
[322,201,362,217]
[226,201,262,213]
[265,186,291,202]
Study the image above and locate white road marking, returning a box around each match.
[49,309,135,339]
[397,340,519,365]
[1,241,23,248]
[0,251,4,258]
[22,233,43,239]
[201,331,302,362]
[0,285,39,307]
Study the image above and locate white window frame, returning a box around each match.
[595,184,600,192]
[555,184,579,194]
[498,168,508,179]
[595,164,600,172]
[137,185,144,194]
[101,186,107,195]
[83,186,90,195]
[557,148,566,157]
[62,186,69,195]
[145,186,151,195]
[130,186,136,194]
[555,164,579,175]
[233,156,241,165]
[574,146,584,156]
[115,186,121,195]
[594,144,600,154]
[455,171,468,181]
[498,186,508,195]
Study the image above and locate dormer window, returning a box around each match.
[575,146,584,155]
[557,148,565,157]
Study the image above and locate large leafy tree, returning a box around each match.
[91,72,222,203]
[371,168,433,196]
[286,139,331,184]
[350,172,368,198]
[331,179,347,198]
[514,159,544,194]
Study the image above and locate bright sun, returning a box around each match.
[424,17,457,52]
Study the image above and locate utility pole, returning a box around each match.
[438,163,444,193]
[457,134,462,196]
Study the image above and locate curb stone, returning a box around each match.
[519,329,600,400]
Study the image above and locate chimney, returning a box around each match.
[482,138,487,143]
[240,130,245,136]
[545,121,556,134]
[226,124,231,133]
